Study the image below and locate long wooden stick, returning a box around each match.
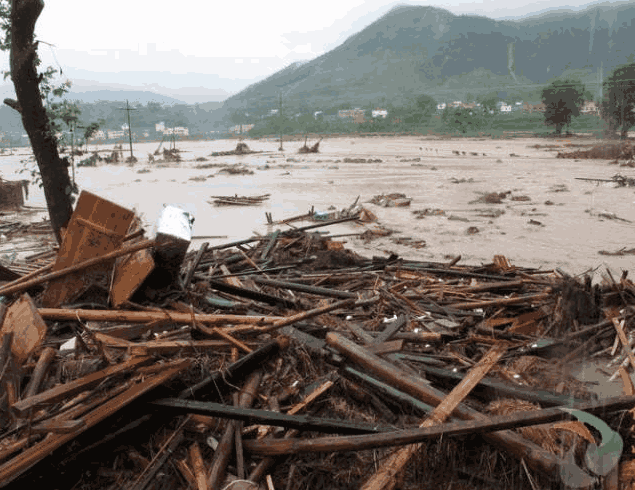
[207,371,262,490]
[0,239,158,298]
[243,394,635,455]
[325,332,590,484]
[38,308,284,325]
[0,358,191,488]
[360,343,507,490]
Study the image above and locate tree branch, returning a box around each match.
[3,97,21,113]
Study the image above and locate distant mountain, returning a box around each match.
[214,2,635,122]
[67,89,185,105]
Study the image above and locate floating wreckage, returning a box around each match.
[209,194,271,206]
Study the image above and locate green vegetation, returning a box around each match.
[541,79,587,135]
[601,62,635,139]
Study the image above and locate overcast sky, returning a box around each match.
[0,0,617,98]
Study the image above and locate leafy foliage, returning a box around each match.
[442,106,490,134]
[541,79,586,134]
[601,62,635,138]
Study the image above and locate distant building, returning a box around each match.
[436,103,446,111]
[338,108,366,124]
[90,130,106,140]
[500,104,512,113]
[229,124,254,134]
[523,102,546,113]
[581,100,599,115]
[107,130,125,139]
[372,108,388,118]
[163,127,189,137]
[155,122,165,132]
[450,101,462,108]
[314,111,323,119]
[269,109,279,116]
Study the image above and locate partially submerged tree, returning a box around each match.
[541,79,586,135]
[1,0,74,244]
[601,63,635,139]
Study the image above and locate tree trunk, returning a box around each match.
[5,0,73,244]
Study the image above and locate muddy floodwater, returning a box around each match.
[4,134,635,279]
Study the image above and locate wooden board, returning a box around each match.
[110,247,154,307]
[1,293,47,366]
[41,191,135,307]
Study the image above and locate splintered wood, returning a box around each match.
[2,194,635,490]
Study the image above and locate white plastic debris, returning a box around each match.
[59,337,76,354]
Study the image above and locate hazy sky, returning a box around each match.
[0,0,617,98]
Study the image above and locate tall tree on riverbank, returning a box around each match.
[601,63,635,139]
[1,0,74,244]
[541,79,586,135]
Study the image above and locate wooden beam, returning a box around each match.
[242,394,635,455]
[325,332,591,484]
[11,355,151,417]
[151,398,390,434]
[0,358,191,487]
[360,343,507,490]
[38,308,284,325]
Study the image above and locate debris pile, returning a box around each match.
[369,193,412,207]
[211,142,261,157]
[557,142,635,161]
[298,138,322,154]
[209,194,271,206]
[0,191,635,489]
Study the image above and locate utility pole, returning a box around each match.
[279,93,283,152]
[118,100,138,160]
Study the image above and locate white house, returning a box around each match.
[500,104,512,113]
[372,109,388,118]
[155,122,165,132]
[437,103,447,111]
[107,130,125,139]
[163,127,189,137]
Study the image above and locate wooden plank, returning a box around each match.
[448,292,551,311]
[613,317,635,370]
[110,246,154,308]
[129,339,237,356]
[243,394,635,455]
[11,355,151,417]
[42,190,135,307]
[360,343,508,490]
[0,239,157,299]
[366,340,404,355]
[207,372,262,490]
[1,293,47,366]
[189,442,209,490]
[0,358,191,488]
[152,398,391,434]
[372,315,407,345]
